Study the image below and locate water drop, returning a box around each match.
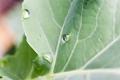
[62,34,71,43]
[43,54,52,63]
[23,9,30,19]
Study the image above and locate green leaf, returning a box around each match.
[37,69,120,80]
[22,0,70,55]
[35,34,120,80]
[0,38,37,80]
[32,56,51,78]
[22,0,120,74]
[84,37,120,69]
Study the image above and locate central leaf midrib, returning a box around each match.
[51,0,77,73]
[61,0,85,71]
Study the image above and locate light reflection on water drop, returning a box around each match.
[62,34,71,44]
[23,9,30,19]
[43,54,53,63]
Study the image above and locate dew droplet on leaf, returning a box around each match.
[62,34,71,43]
[23,9,30,19]
[43,54,53,63]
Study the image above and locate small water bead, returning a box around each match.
[43,54,53,63]
[23,9,30,19]
[62,34,71,43]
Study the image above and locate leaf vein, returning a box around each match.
[51,0,76,72]
[47,0,61,29]
[61,0,85,71]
